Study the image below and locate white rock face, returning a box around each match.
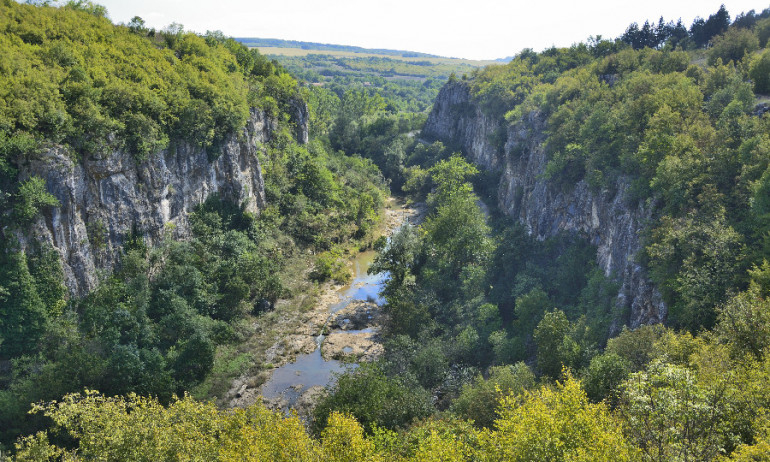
[423,82,666,328]
[15,109,284,297]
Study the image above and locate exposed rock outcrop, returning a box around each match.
[423,82,666,328]
[15,108,302,297]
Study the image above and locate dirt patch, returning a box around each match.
[384,199,425,230]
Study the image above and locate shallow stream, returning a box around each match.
[259,249,388,409]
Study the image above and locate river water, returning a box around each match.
[259,249,388,409]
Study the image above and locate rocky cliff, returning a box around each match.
[423,82,666,328]
[15,108,298,298]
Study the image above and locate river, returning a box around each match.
[258,200,423,416]
[259,248,386,412]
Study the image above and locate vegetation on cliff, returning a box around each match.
[306,5,770,461]
[0,0,387,450]
[4,1,770,461]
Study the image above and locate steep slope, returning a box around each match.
[423,81,665,328]
[14,109,301,297]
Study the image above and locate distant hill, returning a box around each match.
[234,37,441,58]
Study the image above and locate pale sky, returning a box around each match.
[95,1,770,60]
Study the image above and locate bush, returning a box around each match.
[451,363,536,428]
[311,363,433,435]
[750,50,770,94]
[310,248,351,284]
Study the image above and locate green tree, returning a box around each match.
[13,177,59,224]
[0,249,48,359]
[312,363,433,435]
[451,363,536,428]
[370,224,421,290]
[426,154,479,208]
[484,373,639,461]
[582,352,631,405]
[619,360,734,461]
[534,309,586,379]
[716,272,770,358]
[749,50,770,94]
[708,27,759,65]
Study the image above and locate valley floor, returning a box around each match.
[213,198,424,418]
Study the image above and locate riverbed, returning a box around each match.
[227,199,423,417]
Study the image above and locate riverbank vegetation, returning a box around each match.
[306,4,770,461]
[4,1,770,460]
[0,0,388,450]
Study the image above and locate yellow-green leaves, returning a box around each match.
[487,374,639,462]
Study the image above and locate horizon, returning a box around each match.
[89,0,770,60]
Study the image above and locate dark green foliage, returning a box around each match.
[170,333,215,385]
[646,210,744,331]
[312,363,433,435]
[582,352,631,405]
[451,363,536,428]
[0,250,48,359]
[534,310,587,379]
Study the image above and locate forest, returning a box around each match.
[2,0,770,460]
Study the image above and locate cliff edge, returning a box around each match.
[423,81,666,328]
[14,108,296,297]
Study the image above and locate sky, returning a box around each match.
[95,0,770,60]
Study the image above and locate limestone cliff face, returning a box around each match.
[423,82,666,328]
[15,108,295,297]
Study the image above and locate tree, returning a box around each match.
[708,28,759,65]
[716,268,770,358]
[127,16,145,34]
[370,224,421,290]
[0,250,48,359]
[426,154,479,208]
[605,324,667,372]
[757,18,770,47]
[619,360,733,461]
[14,391,319,461]
[533,309,588,379]
[14,177,60,224]
[691,5,730,47]
[750,50,770,94]
[484,374,639,461]
[582,353,631,405]
[421,192,493,301]
[311,363,433,435]
[451,363,536,428]
[646,210,744,332]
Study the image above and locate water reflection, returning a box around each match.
[260,248,385,407]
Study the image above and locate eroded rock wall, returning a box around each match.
[15,109,284,297]
[423,82,665,328]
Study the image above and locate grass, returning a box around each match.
[254,47,499,67]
